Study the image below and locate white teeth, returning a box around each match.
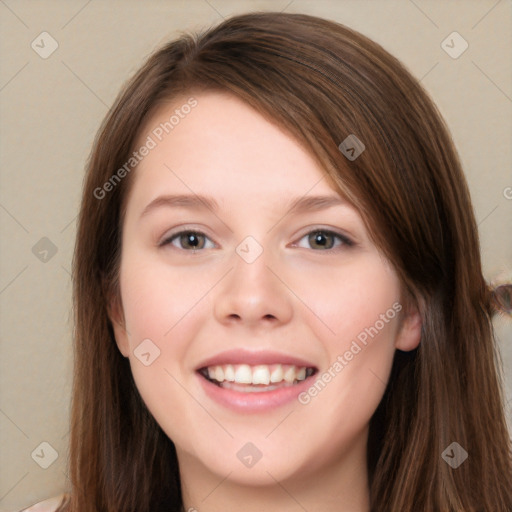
[234,364,253,384]
[283,366,296,383]
[252,365,270,385]
[203,363,312,386]
[224,364,235,382]
[214,366,224,382]
[270,365,284,383]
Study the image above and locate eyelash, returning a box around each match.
[159,228,354,252]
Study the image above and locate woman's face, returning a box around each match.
[111,90,420,486]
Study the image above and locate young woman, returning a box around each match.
[28,11,511,512]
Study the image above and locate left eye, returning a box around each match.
[294,229,353,251]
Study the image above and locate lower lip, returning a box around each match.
[197,372,315,413]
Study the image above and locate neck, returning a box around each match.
[177,433,371,512]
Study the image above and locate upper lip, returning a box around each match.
[196,349,318,370]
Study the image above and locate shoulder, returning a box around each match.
[21,494,68,512]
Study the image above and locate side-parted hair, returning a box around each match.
[63,11,512,512]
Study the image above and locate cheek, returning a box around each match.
[119,256,209,346]
[116,258,206,404]
[117,258,212,447]
[293,253,401,345]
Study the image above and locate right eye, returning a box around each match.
[159,230,216,251]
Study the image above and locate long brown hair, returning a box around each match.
[63,11,512,511]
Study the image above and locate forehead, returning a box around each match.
[126,90,343,210]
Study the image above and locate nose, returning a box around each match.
[213,244,294,329]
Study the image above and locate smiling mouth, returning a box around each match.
[198,363,317,393]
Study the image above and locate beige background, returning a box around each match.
[0,0,511,510]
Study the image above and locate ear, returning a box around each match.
[107,293,131,358]
[394,301,422,352]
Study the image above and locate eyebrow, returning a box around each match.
[140,193,346,218]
